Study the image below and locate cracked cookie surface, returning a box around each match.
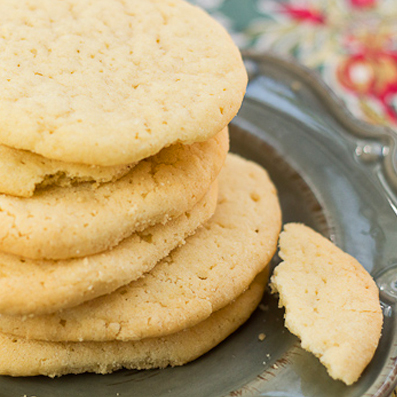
[0,0,246,166]
[0,182,217,315]
[0,129,228,260]
[0,272,266,377]
[0,144,134,198]
[0,154,281,342]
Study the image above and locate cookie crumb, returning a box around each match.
[258,333,266,341]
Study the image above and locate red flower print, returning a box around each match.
[337,34,397,123]
[350,0,377,8]
[280,4,326,25]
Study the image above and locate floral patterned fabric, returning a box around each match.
[189,1,397,395]
[191,0,397,128]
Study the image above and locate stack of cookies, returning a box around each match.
[0,0,282,377]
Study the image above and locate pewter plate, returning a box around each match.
[2,54,397,397]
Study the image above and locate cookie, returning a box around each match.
[0,272,266,378]
[270,223,383,385]
[0,144,134,198]
[0,154,281,341]
[0,181,217,316]
[0,0,246,166]
[0,129,228,260]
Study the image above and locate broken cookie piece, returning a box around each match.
[270,223,383,385]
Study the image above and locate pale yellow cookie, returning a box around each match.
[0,129,228,260]
[0,144,134,198]
[0,181,217,316]
[270,223,383,385]
[0,154,281,341]
[0,272,266,378]
[0,0,246,166]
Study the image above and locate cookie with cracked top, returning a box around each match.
[0,129,227,260]
[0,144,134,198]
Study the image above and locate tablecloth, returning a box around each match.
[191,0,397,127]
[189,0,397,395]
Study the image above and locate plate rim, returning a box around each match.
[226,52,397,397]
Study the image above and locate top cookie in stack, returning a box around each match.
[0,0,246,167]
